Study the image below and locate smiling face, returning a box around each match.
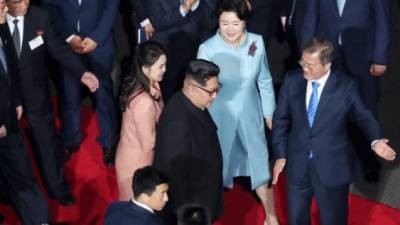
[142,54,167,82]
[218,11,245,46]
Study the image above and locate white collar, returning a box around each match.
[132,199,154,213]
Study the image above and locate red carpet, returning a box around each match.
[1,107,399,225]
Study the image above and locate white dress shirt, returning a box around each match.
[305,70,330,109]
[132,199,154,213]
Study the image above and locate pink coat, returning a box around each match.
[115,89,163,200]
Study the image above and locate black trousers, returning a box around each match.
[0,132,50,225]
[25,110,71,200]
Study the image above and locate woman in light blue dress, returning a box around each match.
[197,0,279,224]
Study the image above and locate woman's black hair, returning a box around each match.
[216,0,250,21]
[119,41,166,111]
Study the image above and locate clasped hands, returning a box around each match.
[68,35,98,54]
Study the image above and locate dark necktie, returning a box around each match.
[12,19,21,57]
[307,81,320,127]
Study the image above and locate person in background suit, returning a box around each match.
[281,0,306,70]
[0,1,50,224]
[153,60,223,225]
[42,0,119,166]
[5,0,99,206]
[272,38,396,225]
[301,0,391,182]
[146,0,217,102]
[104,166,168,225]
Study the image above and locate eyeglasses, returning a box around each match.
[191,83,223,96]
[298,60,320,71]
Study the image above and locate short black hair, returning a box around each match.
[132,166,168,198]
[185,59,219,86]
[216,0,250,21]
[177,204,211,225]
[302,37,335,65]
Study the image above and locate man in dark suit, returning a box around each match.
[154,60,223,225]
[5,0,99,206]
[246,0,282,45]
[41,0,119,165]
[0,1,50,223]
[104,166,168,225]
[146,0,217,102]
[271,38,396,225]
[301,0,391,181]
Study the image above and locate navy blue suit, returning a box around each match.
[272,69,381,225]
[301,0,390,181]
[301,0,390,114]
[43,0,119,149]
[146,0,217,102]
[104,201,165,225]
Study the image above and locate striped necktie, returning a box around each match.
[307,81,320,127]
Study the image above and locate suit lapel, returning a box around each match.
[330,0,341,18]
[296,78,309,129]
[311,71,337,131]
[68,0,80,7]
[20,11,35,62]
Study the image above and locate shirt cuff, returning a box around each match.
[191,0,200,11]
[371,140,380,150]
[179,5,188,17]
[140,19,151,28]
[66,34,76,43]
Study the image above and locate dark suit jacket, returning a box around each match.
[104,201,165,225]
[301,0,390,75]
[130,0,149,28]
[0,24,20,133]
[246,0,282,43]
[283,0,306,47]
[272,69,381,187]
[153,91,223,223]
[146,0,217,46]
[42,0,119,63]
[11,6,86,114]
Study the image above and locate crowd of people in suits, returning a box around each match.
[0,0,398,225]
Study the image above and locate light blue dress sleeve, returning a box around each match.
[197,43,211,61]
[257,38,276,118]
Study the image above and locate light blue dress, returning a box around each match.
[197,31,276,189]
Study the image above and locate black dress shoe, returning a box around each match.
[102,147,115,166]
[58,195,75,206]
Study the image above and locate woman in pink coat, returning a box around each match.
[116,41,167,200]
